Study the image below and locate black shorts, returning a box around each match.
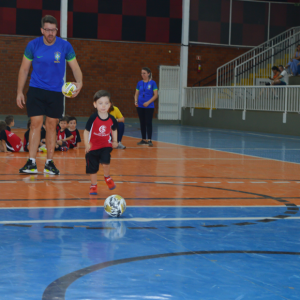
[86,147,112,174]
[26,87,64,119]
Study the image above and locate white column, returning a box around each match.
[60,0,68,39]
[61,0,68,115]
[229,0,232,45]
[179,0,190,120]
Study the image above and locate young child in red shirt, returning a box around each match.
[84,90,118,195]
[0,121,22,152]
[55,117,73,151]
[68,116,81,149]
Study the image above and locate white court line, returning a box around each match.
[1,216,300,224]
[0,205,289,209]
[180,182,197,183]
[272,182,290,184]
[0,181,17,183]
[24,181,44,184]
[154,181,173,184]
[52,181,72,183]
[251,182,267,184]
[78,181,92,183]
[228,182,244,184]
[204,182,221,184]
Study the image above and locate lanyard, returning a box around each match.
[143,81,149,98]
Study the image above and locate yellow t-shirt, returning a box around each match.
[109,106,123,119]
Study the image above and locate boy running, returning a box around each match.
[84,90,118,195]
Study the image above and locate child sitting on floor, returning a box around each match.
[0,120,23,152]
[68,116,81,149]
[56,117,73,151]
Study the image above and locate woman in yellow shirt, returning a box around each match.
[108,105,126,149]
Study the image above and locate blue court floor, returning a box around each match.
[1,118,300,299]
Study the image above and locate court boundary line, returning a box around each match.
[0,205,289,209]
[1,216,300,224]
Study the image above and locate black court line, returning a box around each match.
[0,197,268,201]
[42,250,300,300]
[0,181,298,229]
[3,224,32,228]
[44,226,73,229]
[1,174,300,182]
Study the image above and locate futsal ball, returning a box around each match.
[104,195,126,218]
[62,82,76,98]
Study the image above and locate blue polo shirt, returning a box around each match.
[136,80,158,108]
[24,36,76,92]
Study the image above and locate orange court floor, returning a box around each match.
[1,128,300,208]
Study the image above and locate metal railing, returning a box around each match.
[217,27,300,86]
[234,31,300,86]
[184,86,300,123]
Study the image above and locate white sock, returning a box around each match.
[29,158,36,164]
[46,159,52,164]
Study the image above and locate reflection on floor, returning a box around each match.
[1,124,300,299]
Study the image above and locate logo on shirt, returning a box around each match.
[54,52,61,63]
[148,84,151,89]
[93,125,109,137]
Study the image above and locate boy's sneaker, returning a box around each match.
[60,146,68,152]
[105,176,116,190]
[19,159,38,174]
[137,140,148,145]
[89,185,98,195]
[44,160,60,175]
[117,142,126,149]
[148,140,153,147]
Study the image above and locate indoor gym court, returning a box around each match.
[0,121,300,300]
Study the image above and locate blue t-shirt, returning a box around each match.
[24,36,76,92]
[136,80,158,108]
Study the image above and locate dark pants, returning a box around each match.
[118,122,125,142]
[137,107,154,140]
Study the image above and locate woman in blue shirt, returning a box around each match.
[134,67,158,147]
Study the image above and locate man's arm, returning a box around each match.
[16,57,32,109]
[68,58,83,97]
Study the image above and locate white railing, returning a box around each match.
[217,27,300,86]
[184,86,300,123]
[234,31,300,86]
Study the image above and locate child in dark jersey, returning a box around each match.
[55,117,73,151]
[24,119,47,152]
[0,121,23,152]
[68,117,81,149]
[84,90,118,195]
[5,115,14,132]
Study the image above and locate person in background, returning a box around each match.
[24,119,47,152]
[134,67,158,147]
[267,66,281,85]
[5,115,14,131]
[285,45,300,76]
[68,117,81,149]
[55,117,73,151]
[271,65,288,85]
[108,104,126,149]
[0,121,23,152]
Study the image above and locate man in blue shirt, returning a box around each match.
[16,15,83,175]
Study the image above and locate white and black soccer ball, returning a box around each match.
[104,195,126,218]
[62,82,76,98]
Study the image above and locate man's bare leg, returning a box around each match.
[29,116,43,159]
[45,117,58,160]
